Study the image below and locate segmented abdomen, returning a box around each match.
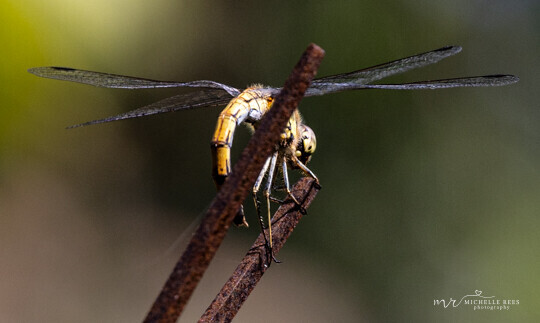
[210,87,272,189]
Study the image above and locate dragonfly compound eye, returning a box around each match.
[295,125,316,164]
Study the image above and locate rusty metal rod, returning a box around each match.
[143,43,325,323]
[199,177,320,322]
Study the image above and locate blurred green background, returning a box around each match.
[1,1,538,322]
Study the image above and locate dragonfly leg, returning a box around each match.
[269,196,284,204]
[260,151,280,263]
[291,155,321,189]
[281,159,306,214]
[252,156,280,263]
[253,156,271,233]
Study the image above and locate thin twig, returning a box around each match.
[199,177,320,322]
[143,44,325,323]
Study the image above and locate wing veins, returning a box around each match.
[68,89,233,128]
[304,45,463,96]
[28,66,241,96]
[305,75,519,93]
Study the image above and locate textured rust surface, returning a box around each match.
[199,177,320,322]
[143,44,325,323]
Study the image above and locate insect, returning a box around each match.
[29,45,518,260]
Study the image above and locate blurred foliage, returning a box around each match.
[1,0,538,322]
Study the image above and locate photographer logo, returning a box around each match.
[433,290,519,311]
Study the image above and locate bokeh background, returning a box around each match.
[1,1,538,322]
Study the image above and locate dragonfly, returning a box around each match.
[28,45,518,261]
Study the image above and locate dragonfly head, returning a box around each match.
[294,124,316,165]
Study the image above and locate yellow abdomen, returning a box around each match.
[210,87,273,189]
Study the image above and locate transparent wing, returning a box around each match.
[28,66,241,97]
[68,89,233,128]
[303,45,464,96]
[323,75,520,91]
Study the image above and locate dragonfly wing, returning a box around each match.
[357,75,519,90]
[304,45,463,96]
[28,66,241,97]
[267,74,518,98]
[68,89,234,128]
